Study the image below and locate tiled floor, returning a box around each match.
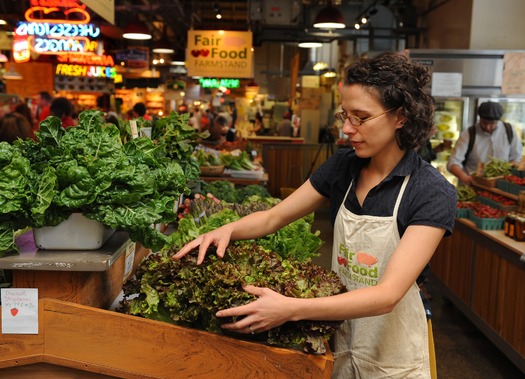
[311,205,523,379]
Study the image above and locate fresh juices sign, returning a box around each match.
[186,30,253,78]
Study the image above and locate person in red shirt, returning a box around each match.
[36,91,52,125]
[50,97,76,128]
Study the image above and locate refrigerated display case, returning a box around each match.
[430,97,469,183]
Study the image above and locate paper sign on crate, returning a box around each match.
[1,288,38,334]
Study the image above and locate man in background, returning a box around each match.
[447,101,523,185]
[36,91,52,125]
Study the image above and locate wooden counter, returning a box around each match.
[0,299,334,378]
[431,218,525,374]
[0,231,150,309]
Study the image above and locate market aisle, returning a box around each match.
[311,206,523,379]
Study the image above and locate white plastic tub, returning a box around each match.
[33,213,114,250]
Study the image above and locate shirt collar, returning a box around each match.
[349,149,417,181]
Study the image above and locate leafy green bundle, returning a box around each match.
[118,244,346,354]
[173,194,322,262]
[0,110,202,256]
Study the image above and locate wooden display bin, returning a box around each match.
[0,299,334,378]
[0,231,150,309]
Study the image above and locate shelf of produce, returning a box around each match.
[431,218,525,374]
[0,231,150,309]
[472,183,518,200]
[200,172,269,186]
[0,298,334,378]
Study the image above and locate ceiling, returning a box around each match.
[0,0,424,54]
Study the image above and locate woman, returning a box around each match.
[0,112,33,143]
[174,52,456,378]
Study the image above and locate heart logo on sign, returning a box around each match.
[191,50,201,57]
[200,49,210,57]
[10,308,18,316]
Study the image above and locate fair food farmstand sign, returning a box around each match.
[186,30,253,78]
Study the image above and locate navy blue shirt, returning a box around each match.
[310,148,456,237]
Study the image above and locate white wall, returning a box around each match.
[470,0,525,49]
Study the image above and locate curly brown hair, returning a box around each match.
[344,51,434,150]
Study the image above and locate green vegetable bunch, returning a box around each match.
[0,110,199,256]
[456,185,477,202]
[194,149,223,166]
[220,150,257,170]
[118,244,346,354]
[201,180,271,204]
[483,157,513,178]
[173,193,322,262]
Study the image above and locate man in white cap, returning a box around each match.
[447,101,523,185]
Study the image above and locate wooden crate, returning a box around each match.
[0,299,334,378]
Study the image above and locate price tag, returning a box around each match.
[123,242,136,282]
[130,120,139,139]
[1,288,39,334]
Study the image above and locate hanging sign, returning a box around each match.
[186,30,253,78]
[199,78,240,89]
[14,0,106,63]
[81,0,115,25]
[502,52,525,95]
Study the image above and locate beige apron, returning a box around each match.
[331,176,431,379]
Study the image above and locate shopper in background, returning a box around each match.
[50,97,76,128]
[201,114,229,146]
[14,102,36,139]
[132,102,151,120]
[174,51,456,378]
[276,112,292,137]
[0,111,33,143]
[252,112,263,135]
[447,101,523,185]
[35,91,52,125]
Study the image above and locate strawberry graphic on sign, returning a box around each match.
[10,307,18,316]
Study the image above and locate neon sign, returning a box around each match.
[57,53,114,66]
[16,22,100,38]
[14,0,106,62]
[199,78,240,89]
[56,63,116,79]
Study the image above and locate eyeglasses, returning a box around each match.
[334,108,396,127]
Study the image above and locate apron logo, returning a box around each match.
[337,244,379,285]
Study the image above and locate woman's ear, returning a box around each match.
[395,109,407,129]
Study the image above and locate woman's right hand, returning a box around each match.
[172,224,233,264]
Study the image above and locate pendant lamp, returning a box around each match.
[152,39,175,54]
[313,1,345,29]
[123,17,152,40]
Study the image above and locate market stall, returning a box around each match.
[431,181,525,373]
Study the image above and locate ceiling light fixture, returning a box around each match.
[152,39,174,54]
[214,2,222,20]
[3,64,23,80]
[123,17,152,40]
[298,42,323,48]
[313,1,345,29]
[170,50,186,66]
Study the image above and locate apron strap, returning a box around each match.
[393,175,410,219]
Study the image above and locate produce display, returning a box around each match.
[482,157,513,178]
[118,187,340,354]
[0,110,204,257]
[118,243,345,354]
[456,185,477,202]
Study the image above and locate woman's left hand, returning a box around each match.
[217,285,294,334]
